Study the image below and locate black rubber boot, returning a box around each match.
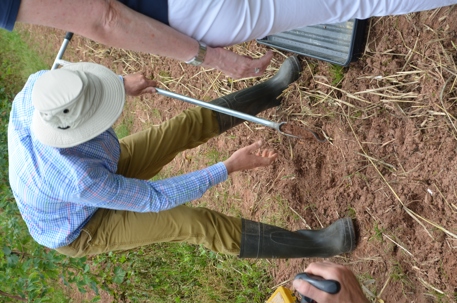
[239,218,356,258]
[210,56,302,133]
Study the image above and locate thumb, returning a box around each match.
[140,86,156,94]
[258,51,274,64]
[244,140,263,153]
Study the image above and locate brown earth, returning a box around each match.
[16,5,457,303]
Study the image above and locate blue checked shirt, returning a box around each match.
[8,71,228,249]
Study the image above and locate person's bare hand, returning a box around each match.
[223,140,277,174]
[293,262,369,303]
[204,47,274,79]
[123,73,157,96]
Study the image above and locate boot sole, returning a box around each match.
[268,56,302,88]
[280,56,302,84]
[338,217,357,253]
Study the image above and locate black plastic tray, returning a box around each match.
[257,19,367,66]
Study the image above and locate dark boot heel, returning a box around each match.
[239,217,357,259]
[268,55,302,88]
[296,217,356,257]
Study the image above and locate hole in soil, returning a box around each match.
[280,121,326,142]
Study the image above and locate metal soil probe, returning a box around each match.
[155,88,299,139]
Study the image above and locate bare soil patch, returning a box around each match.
[16,6,457,302]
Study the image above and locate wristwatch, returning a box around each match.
[185,41,207,66]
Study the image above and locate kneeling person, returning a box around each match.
[8,59,356,259]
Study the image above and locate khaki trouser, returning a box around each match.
[56,107,242,257]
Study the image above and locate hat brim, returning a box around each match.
[32,63,125,148]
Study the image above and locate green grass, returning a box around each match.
[370,222,385,242]
[329,64,345,87]
[114,114,134,139]
[115,123,131,139]
[0,28,78,303]
[205,148,223,165]
[0,29,48,94]
[345,206,357,219]
[95,244,273,302]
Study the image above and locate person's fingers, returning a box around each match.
[138,76,157,93]
[246,51,274,78]
[305,261,345,279]
[244,140,263,154]
[230,51,272,78]
[253,144,277,159]
[304,263,332,280]
[138,76,157,88]
[139,86,156,94]
[293,279,312,293]
[261,149,277,158]
[255,150,277,166]
[223,140,277,173]
[253,157,272,168]
[144,79,158,92]
[123,73,158,96]
[255,148,271,157]
[269,152,278,160]
[245,143,276,167]
[300,262,370,303]
[293,279,325,302]
[255,149,275,160]
[257,51,274,67]
[208,48,274,79]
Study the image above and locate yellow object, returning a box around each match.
[266,286,296,303]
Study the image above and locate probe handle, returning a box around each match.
[65,32,74,41]
[294,273,341,303]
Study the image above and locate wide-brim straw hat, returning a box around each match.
[31,62,125,148]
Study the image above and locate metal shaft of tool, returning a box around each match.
[155,88,283,131]
[52,32,74,70]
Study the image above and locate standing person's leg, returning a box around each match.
[169,0,457,46]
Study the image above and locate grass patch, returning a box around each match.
[0,29,90,303]
[205,148,223,165]
[370,222,385,242]
[0,29,48,94]
[345,206,357,219]
[115,123,131,139]
[91,243,273,302]
[115,114,134,139]
[329,64,345,87]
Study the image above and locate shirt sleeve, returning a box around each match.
[1,0,21,31]
[73,162,228,212]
